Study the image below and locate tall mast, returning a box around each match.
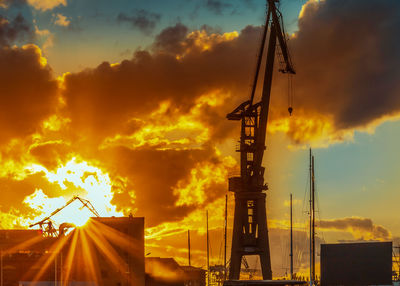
[311,155,316,284]
[224,194,228,280]
[188,230,191,266]
[309,149,312,286]
[290,193,293,280]
[207,210,210,286]
[309,149,316,285]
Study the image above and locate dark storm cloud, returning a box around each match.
[101,145,226,226]
[279,0,400,132]
[117,9,161,35]
[0,13,31,46]
[0,45,58,144]
[62,24,260,141]
[205,0,232,15]
[153,23,189,54]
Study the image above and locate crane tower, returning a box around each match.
[227,0,295,280]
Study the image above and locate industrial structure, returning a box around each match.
[29,196,100,237]
[0,216,145,286]
[0,194,206,286]
[227,0,295,280]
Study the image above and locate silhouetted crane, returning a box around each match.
[227,0,295,280]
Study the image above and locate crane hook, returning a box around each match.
[288,106,293,116]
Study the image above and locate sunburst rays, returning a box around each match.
[1,218,141,285]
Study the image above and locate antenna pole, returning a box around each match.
[207,210,210,286]
[290,193,293,280]
[224,194,228,280]
[188,230,191,266]
[1,249,3,286]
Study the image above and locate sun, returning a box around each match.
[24,157,123,231]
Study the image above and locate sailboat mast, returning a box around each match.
[224,194,228,280]
[290,193,293,280]
[309,149,313,286]
[207,210,210,286]
[188,230,191,266]
[311,155,316,284]
[309,149,316,285]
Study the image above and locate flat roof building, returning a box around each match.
[320,241,392,286]
[0,216,145,286]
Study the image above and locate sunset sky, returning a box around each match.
[1,0,400,278]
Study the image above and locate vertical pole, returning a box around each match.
[1,249,3,286]
[188,230,191,266]
[309,148,312,286]
[207,210,210,286]
[224,194,228,281]
[290,194,293,280]
[60,251,63,286]
[311,155,316,284]
[55,252,57,286]
[398,245,400,279]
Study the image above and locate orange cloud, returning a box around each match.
[53,13,70,27]
[319,217,391,241]
[27,0,66,11]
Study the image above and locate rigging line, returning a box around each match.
[288,74,294,107]
[287,73,291,109]
[314,174,326,244]
[291,75,295,107]
[301,163,310,215]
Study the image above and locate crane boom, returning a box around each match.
[29,196,100,236]
[227,0,295,280]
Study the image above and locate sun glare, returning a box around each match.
[24,157,123,230]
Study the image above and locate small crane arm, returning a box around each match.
[29,196,100,236]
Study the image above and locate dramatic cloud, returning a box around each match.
[117,9,161,35]
[153,23,189,55]
[319,217,391,241]
[61,24,243,143]
[0,13,31,46]
[99,146,232,226]
[47,0,400,226]
[0,44,58,144]
[270,0,400,145]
